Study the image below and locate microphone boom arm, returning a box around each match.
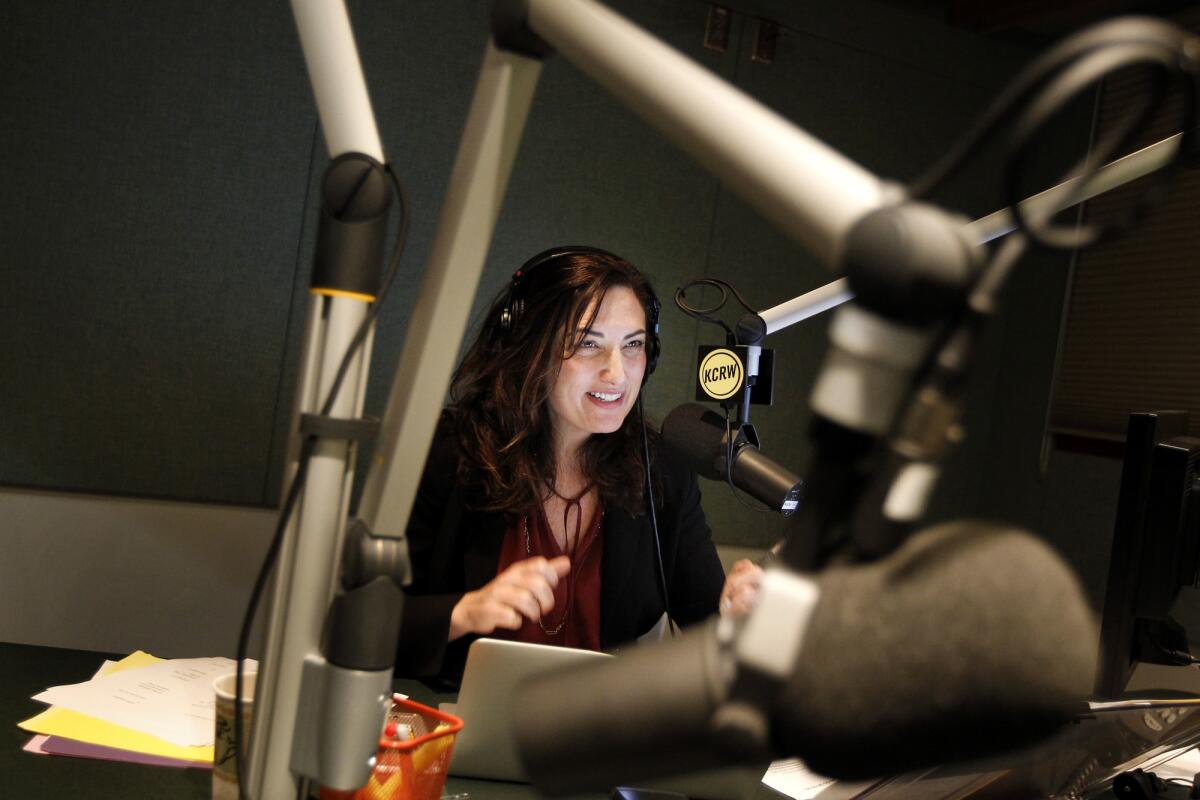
[755,128,1185,339]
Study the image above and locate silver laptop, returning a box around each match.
[440,636,765,799]
[441,637,610,781]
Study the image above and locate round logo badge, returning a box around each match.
[698,348,744,400]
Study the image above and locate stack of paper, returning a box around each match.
[19,651,252,769]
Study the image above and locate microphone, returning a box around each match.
[514,522,1097,794]
[662,403,803,515]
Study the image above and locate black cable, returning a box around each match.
[674,277,759,341]
[911,18,1193,197]
[639,397,677,638]
[234,164,411,800]
[1146,624,1200,666]
[909,17,1199,251]
[1005,45,1187,249]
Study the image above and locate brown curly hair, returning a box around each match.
[448,248,660,515]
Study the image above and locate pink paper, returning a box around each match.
[25,735,209,769]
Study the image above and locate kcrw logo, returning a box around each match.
[698,348,743,400]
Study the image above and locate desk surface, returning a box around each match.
[0,641,541,800]
[11,642,1194,800]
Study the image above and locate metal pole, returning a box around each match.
[756,132,1184,336]
[967,132,1181,244]
[356,41,544,537]
[525,0,891,270]
[250,0,384,796]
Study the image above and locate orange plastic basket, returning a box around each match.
[320,695,464,800]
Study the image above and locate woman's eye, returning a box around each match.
[578,339,599,350]
[624,339,644,350]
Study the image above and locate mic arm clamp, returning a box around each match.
[715,421,759,473]
[289,518,410,791]
[734,314,767,427]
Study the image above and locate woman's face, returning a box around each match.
[547,285,648,452]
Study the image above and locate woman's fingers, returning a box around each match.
[480,601,524,632]
[512,555,571,584]
[729,559,751,575]
[506,558,570,613]
[472,555,576,631]
[451,555,579,638]
[526,576,557,616]
[720,560,764,616]
[493,582,545,621]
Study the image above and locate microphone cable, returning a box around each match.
[673,277,758,342]
[909,16,1200,252]
[638,396,677,638]
[234,163,412,800]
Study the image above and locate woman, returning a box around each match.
[394,246,761,682]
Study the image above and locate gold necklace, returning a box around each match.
[524,491,600,636]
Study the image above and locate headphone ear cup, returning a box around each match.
[644,333,660,378]
[643,295,661,379]
[498,287,523,331]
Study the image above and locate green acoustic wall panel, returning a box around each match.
[1,1,317,505]
[1,0,1085,561]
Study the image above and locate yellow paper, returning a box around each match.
[18,650,213,763]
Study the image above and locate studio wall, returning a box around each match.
[1,0,1121,654]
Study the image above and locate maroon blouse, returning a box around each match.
[493,501,604,651]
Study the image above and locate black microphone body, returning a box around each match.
[514,522,1097,794]
[662,403,803,515]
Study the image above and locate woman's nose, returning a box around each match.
[601,347,625,383]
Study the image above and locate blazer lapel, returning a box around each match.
[462,509,508,590]
[601,506,653,648]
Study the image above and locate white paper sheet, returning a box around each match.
[761,759,875,800]
[1145,745,1200,783]
[33,657,253,747]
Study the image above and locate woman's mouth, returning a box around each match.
[586,390,623,405]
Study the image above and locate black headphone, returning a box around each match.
[498,245,661,378]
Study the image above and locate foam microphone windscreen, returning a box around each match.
[514,522,1097,793]
[775,520,1098,779]
[660,402,728,481]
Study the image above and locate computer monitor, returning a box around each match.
[1095,410,1200,699]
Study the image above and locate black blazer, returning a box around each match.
[394,413,725,683]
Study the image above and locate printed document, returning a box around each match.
[33,656,246,747]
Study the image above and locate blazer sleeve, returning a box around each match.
[656,439,725,626]
[394,413,469,679]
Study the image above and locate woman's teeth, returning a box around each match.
[588,391,622,402]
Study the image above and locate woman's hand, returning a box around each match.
[449,556,572,640]
[719,559,763,617]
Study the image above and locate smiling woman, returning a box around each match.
[392,247,762,683]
